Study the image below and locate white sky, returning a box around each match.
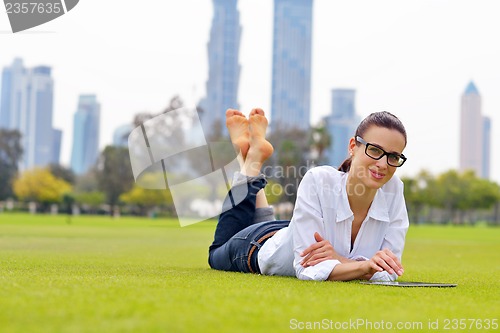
[1,0,499,182]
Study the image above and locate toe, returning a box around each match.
[226,109,244,117]
[249,108,265,117]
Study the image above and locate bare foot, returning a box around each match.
[247,108,274,163]
[226,109,249,159]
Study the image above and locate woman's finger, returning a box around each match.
[300,241,325,257]
[382,248,404,271]
[303,247,336,266]
[379,251,404,275]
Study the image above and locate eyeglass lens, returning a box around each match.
[365,145,404,166]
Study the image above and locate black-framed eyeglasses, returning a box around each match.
[355,136,407,167]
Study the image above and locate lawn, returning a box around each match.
[0,213,498,333]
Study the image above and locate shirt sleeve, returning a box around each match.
[351,256,398,282]
[380,178,410,261]
[370,271,398,282]
[290,169,340,281]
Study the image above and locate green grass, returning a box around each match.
[0,214,499,333]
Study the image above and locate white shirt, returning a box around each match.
[258,166,409,281]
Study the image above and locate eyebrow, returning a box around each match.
[369,142,402,156]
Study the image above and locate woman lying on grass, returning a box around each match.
[208,108,409,281]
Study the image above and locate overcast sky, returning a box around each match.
[1,0,499,182]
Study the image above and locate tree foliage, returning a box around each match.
[266,127,311,203]
[48,163,76,185]
[96,146,134,210]
[13,168,72,204]
[308,121,331,164]
[120,186,173,216]
[263,179,283,205]
[132,95,185,128]
[74,169,100,193]
[402,169,500,224]
[0,129,23,200]
[73,191,106,207]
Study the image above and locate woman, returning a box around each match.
[208,108,409,281]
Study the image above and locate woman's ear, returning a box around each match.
[348,137,357,155]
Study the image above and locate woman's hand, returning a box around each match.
[300,232,346,267]
[365,248,404,276]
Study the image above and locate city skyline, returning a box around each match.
[70,94,100,175]
[459,81,491,179]
[0,0,499,182]
[0,58,60,170]
[270,0,313,131]
[198,0,241,137]
[323,89,360,168]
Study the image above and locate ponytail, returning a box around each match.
[338,156,352,173]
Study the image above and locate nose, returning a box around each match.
[375,157,389,169]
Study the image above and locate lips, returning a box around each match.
[369,169,385,180]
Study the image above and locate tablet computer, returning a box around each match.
[360,281,457,287]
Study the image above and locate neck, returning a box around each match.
[346,175,377,213]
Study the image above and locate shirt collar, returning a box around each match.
[367,189,391,223]
[336,173,353,222]
[335,173,391,223]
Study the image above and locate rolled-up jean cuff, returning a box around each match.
[253,207,275,223]
[231,172,266,187]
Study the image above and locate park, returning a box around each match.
[1,213,498,332]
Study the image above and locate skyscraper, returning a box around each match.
[271,0,313,131]
[0,58,59,170]
[0,58,24,130]
[70,95,100,174]
[459,81,491,178]
[198,0,241,137]
[52,128,62,164]
[323,89,360,167]
[482,116,491,179]
[112,123,133,147]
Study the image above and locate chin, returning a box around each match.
[365,180,384,190]
[365,176,389,189]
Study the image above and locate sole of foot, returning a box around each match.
[226,109,250,159]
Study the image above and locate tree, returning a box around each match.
[308,121,331,165]
[120,185,173,216]
[401,170,436,224]
[267,127,311,203]
[132,95,185,128]
[71,168,106,213]
[48,163,76,185]
[96,146,134,215]
[263,179,283,205]
[463,172,500,223]
[13,168,72,209]
[0,129,23,200]
[74,168,100,193]
[431,170,500,224]
[73,191,106,214]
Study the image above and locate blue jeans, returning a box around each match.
[208,176,290,274]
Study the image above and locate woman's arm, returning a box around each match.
[300,232,353,267]
[328,249,404,281]
[290,169,342,280]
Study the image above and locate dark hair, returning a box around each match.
[338,111,407,172]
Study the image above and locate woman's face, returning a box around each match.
[348,125,406,191]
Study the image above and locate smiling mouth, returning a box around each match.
[369,169,385,180]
